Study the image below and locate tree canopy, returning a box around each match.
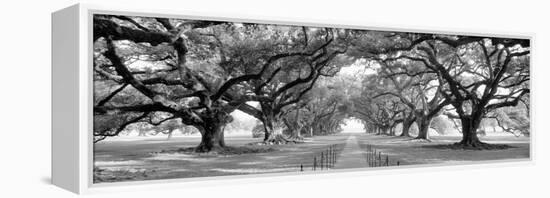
[93,14,530,151]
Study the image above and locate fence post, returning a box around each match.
[370,147,373,166]
[370,147,372,165]
[370,150,375,166]
[333,146,336,166]
[300,164,303,172]
[332,146,334,167]
[369,148,372,166]
[397,161,400,166]
[327,145,332,168]
[378,152,382,167]
[372,149,375,167]
[374,151,378,167]
[326,149,329,169]
[386,155,389,166]
[313,157,317,171]
[333,145,336,166]
[371,150,373,166]
[321,152,324,170]
[371,151,374,167]
[367,145,370,166]
[331,146,334,167]
[328,146,331,168]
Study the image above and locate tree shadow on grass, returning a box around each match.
[158,146,278,155]
[422,143,515,150]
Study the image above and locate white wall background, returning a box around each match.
[1,0,548,197]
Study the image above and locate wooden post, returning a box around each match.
[367,149,370,166]
[374,151,378,167]
[334,147,336,166]
[375,152,377,167]
[371,151,374,167]
[328,147,330,168]
[369,152,374,167]
[326,150,329,169]
[370,148,373,166]
[369,150,372,166]
[332,146,334,167]
[397,161,400,166]
[333,145,336,166]
[369,151,372,166]
[313,157,317,171]
[372,149,375,167]
[330,146,333,167]
[321,152,324,170]
[378,152,382,167]
[328,147,331,168]
[335,145,337,164]
[386,155,389,166]
[369,150,373,166]
[331,147,334,167]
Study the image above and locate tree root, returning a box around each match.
[452,140,512,150]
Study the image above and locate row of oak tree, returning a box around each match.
[93,15,529,152]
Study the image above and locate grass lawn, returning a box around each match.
[93,132,530,183]
[355,133,530,166]
[93,134,348,183]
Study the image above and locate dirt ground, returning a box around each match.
[93,132,530,183]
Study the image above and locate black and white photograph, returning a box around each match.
[91,13,530,183]
[4,0,550,197]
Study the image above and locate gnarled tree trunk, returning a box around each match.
[400,119,413,137]
[415,116,432,140]
[284,110,304,140]
[456,114,483,146]
[260,103,289,144]
[195,123,226,152]
[262,113,290,144]
[264,124,286,143]
[283,118,303,140]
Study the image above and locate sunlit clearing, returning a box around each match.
[341,119,364,133]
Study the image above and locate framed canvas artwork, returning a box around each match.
[52,4,532,194]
